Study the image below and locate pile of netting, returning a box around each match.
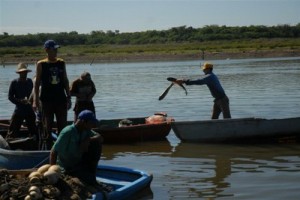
[0,165,112,200]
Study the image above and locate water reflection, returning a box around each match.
[102,140,173,160]
[166,143,300,198]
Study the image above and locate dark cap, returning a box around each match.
[78,110,99,124]
[44,40,60,49]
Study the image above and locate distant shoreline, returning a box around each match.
[1,49,300,65]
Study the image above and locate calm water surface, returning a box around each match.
[1,57,300,199]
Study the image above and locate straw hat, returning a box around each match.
[16,63,32,73]
[201,62,213,70]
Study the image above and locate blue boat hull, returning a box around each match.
[0,147,49,169]
[93,165,153,200]
[0,147,153,200]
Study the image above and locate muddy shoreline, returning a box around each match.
[2,49,300,65]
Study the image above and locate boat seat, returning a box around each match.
[7,137,38,150]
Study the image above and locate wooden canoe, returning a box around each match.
[97,115,173,143]
[0,112,174,144]
[171,117,300,143]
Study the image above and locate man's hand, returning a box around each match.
[80,137,90,153]
[20,98,30,105]
[32,100,39,112]
[175,79,187,85]
[67,98,72,110]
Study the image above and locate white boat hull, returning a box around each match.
[171,117,300,143]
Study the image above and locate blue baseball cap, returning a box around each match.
[78,110,99,124]
[44,40,60,49]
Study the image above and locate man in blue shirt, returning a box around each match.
[176,62,231,119]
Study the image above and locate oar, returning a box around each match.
[158,83,174,101]
[0,122,10,127]
[0,122,29,130]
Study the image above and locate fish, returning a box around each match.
[158,77,188,101]
[167,77,188,95]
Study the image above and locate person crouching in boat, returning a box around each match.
[6,63,38,140]
[50,110,103,185]
[176,62,231,119]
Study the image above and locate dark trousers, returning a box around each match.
[7,111,37,139]
[212,95,231,119]
[41,101,68,136]
[73,101,95,121]
[67,140,102,185]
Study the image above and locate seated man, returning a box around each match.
[50,110,103,185]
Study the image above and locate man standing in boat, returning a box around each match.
[32,40,71,142]
[7,63,38,139]
[176,62,231,119]
[70,71,97,122]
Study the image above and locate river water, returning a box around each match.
[1,57,300,199]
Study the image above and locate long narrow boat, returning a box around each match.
[97,115,173,143]
[0,146,50,169]
[0,112,174,143]
[171,117,300,143]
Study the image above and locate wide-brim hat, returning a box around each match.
[16,63,32,73]
[201,62,213,70]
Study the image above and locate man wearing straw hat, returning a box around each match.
[176,62,231,119]
[6,63,38,140]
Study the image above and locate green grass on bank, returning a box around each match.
[1,38,300,61]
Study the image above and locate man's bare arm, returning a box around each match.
[33,62,42,111]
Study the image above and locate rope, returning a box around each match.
[33,155,50,168]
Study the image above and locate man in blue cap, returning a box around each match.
[50,109,103,185]
[33,40,71,147]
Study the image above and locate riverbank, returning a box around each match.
[1,47,300,65]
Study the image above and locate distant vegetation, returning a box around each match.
[1,24,300,63]
[1,24,300,47]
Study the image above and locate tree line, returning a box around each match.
[1,24,300,47]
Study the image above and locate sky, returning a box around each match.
[0,0,299,35]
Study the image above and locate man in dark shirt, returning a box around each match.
[70,72,97,121]
[7,63,37,139]
[176,62,231,119]
[32,40,71,142]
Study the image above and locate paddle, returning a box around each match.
[0,122,10,127]
[158,77,188,101]
[0,122,27,130]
